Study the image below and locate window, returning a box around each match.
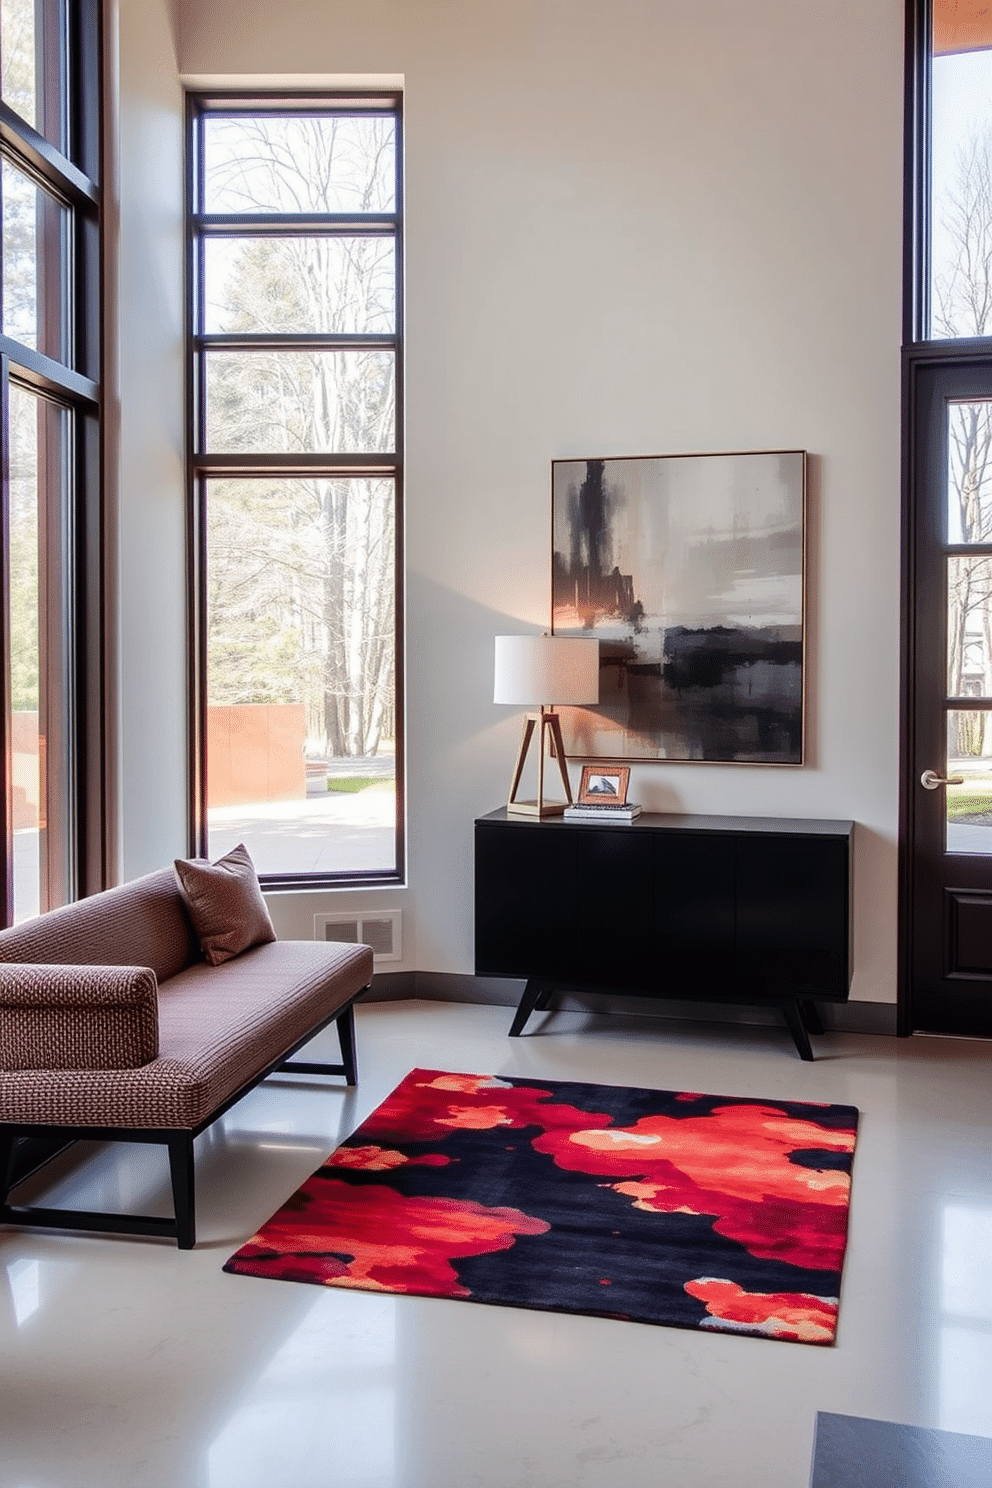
[188,93,403,886]
[903,2,992,1037]
[908,2,992,797]
[0,0,103,924]
[911,0,992,340]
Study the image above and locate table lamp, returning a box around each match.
[493,633,600,816]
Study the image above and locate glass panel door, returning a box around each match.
[945,401,992,853]
[6,381,72,921]
[909,360,992,1037]
[0,0,104,925]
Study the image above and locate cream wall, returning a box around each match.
[114,0,905,1002]
[112,0,189,879]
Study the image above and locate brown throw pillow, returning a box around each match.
[173,843,276,966]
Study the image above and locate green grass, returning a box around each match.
[947,791,992,818]
[326,776,378,793]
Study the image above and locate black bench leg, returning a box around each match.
[336,1003,358,1086]
[509,980,544,1037]
[782,999,816,1061]
[0,1129,16,1205]
[168,1133,196,1250]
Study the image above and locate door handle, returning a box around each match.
[921,769,965,790]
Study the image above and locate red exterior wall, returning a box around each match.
[11,712,40,830]
[207,703,306,808]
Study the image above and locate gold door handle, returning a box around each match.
[921,769,965,790]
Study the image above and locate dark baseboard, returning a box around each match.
[359,970,419,1002]
[364,972,900,1036]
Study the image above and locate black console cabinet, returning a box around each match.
[474,809,854,1060]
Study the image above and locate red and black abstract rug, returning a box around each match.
[224,1068,859,1344]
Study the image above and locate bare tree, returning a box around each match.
[2,1,44,714]
[204,116,396,759]
[0,0,37,129]
[934,132,992,339]
[934,131,992,753]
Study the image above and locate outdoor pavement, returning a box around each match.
[947,820,992,852]
[10,769,396,922]
[209,781,396,875]
[322,755,394,781]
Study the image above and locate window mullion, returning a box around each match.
[195,213,397,236]
[195,332,396,351]
[0,338,97,404]
[0,103,98,208]
[193,451,399,478]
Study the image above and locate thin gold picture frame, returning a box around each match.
[576,764,630,805]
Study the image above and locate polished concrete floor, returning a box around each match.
[2,1000,991,1488]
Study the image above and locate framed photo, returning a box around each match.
[577,764,630,805]
[552,450,806,765]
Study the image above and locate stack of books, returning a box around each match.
[563,801,643,824]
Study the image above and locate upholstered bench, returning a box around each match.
[0,848,372,1248]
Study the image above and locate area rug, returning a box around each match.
[224,1068,859,1344]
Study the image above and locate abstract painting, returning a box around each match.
[552,451,806,763]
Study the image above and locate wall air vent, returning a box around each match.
[314,910,402,964]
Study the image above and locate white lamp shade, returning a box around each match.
[493,634,599,706]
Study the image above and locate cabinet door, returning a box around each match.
[475,823,579,980]
[653,832,736,997]
[736,834,850,998]
[572,829,656,990]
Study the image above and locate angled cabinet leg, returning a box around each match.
[508,980,544,1037]
[168,1133,196,1249]
[781,999,815,1061]
[799,999,824,1035]
[336,1002,359,1086]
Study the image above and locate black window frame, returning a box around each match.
[185,89,405,890]
[904,0,931,347]
[0,0,106,924]
[904,0,992,349]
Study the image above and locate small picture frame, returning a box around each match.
[577,764,630,806]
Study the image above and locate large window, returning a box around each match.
[0,0,103,924]
[928,1,992,338]
[188,94,403,885]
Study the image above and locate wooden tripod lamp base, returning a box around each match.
[506,708,572,817]
[494,634,600,818]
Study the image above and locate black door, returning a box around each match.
[905,348,992,1035]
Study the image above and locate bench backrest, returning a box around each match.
[0,869,201,983]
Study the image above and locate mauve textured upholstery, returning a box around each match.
[0,870,200,983]
[0,964,159,1071]
[0,874,372,1129]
